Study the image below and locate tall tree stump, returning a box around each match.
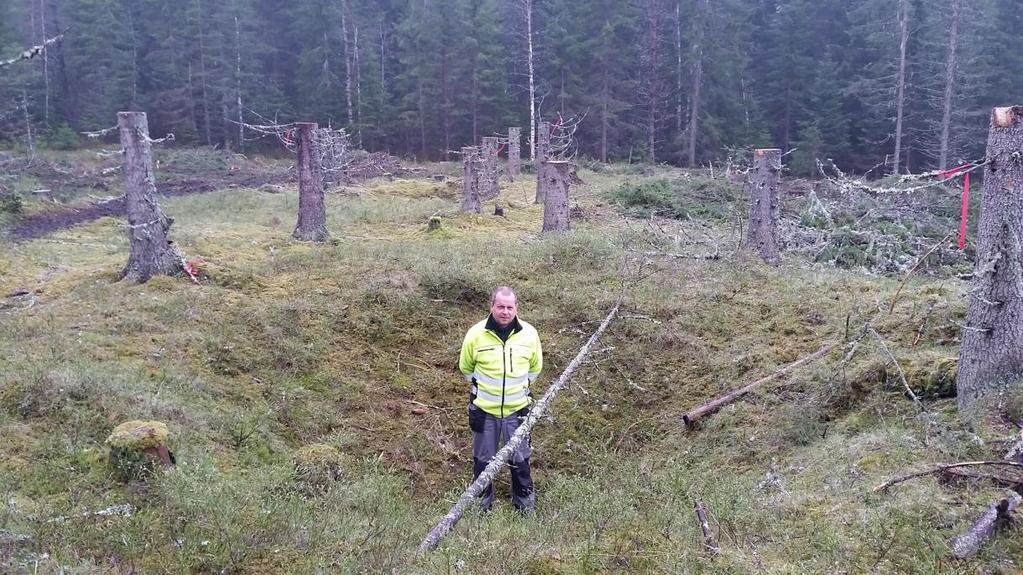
[460,146,483,213]
[508,127,522,182]
[481,136,500,200]
[117,112,183,283]
[534,121,552,204]
[541,161,573,234]
[745,148,782,265]
[957,106,1023,412]
[292,122,330,242]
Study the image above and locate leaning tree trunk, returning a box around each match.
[118,112,183,283]
[541,161,572,234]
[292,122,330,242]
[534,121,551,204]
[957,106,1023,412]
[508,127,521,182]
[481,136,500,200]
[745,148,782,265]
[460,146,482,213]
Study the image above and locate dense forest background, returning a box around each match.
[0,0,1020,175]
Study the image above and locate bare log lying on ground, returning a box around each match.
[694,500,720,555]
[950,492,1021,559]
[418,302,621,554]
[942,465,1023,490]
[874,460,1023,492]
[682,343,834,427]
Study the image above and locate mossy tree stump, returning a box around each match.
[106,420,174,481]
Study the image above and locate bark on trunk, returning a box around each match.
[460,146,482,213]
[195,0,212,146]
[118,112,183,283]
[541,161,572,234]
[534,121,551,204]
[646,0,658,165]
[956,106,1023,412]
[687,0,706,168]
[292,123,330,242]
[892,0,910,175]
[508,127,521,182]
[524,0,536,162]
[746,148,782,265]
[481,136,500,200]
[939,0,960,170]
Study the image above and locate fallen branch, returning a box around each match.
[418,301,621,553]
[888,229,955,314]
[0,31,66,69]
[682,343,834,427]
[949,492,1021,559]
[866,327,924,411]
[694,500,720,555]
[874,461,1023,492]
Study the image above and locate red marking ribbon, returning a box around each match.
[497,143,507,155]
[939,164,971,250]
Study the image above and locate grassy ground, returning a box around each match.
[1,160,1020,574]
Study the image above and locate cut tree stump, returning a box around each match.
[481,136,500,200]
[106,420,174,482]
[460,146,482,213]
[508,127,522,182]
[956,106,1023,412]
[117,112,184,283]
[292,122,330,242]
[745,148,782,265]
[541,161,573,234]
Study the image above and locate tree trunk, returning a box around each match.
[687,0,705,168]
[235,12,244,152]
[21,90,34,157]
[534,121,551,204]
[541,161,572,234]
[675,1,683,137]
[354,25,362,145]
[508,127,521,181]
[341,0,354,127]
[746,148,782,265]
[950,493,1021,559]
[481,136,500,200]
[646,0,659,165]
[118,112,183,283]
[524,0,536,162]
[892,0,910,175]
[292,123,330,242]
[195,0,212,146]
[460,146,482,213]
[939,0,960,170]
[956,106,1023,412]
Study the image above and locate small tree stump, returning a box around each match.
[117,112,184,283]
[481,136,500,200]
[293,443,344,494]
[541,161,573,234]
[745,148,782,265]
[957,106,1023,412]
[427,215,442,231]
[460,146,483,213]
[508,127,522,182]
[534,121,552,204]
[292,122,330,242]
[106,420,174,482]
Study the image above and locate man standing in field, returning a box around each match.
[459,286,543,512]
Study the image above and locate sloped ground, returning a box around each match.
[0,161,1020,574]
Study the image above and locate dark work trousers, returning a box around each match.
[470,405,534,511]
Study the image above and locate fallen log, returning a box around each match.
[941,465,1023,490]
[874,461,1023,492]
[694,500,720,555]
[682,343,834,427]
[950,492,1021,559]
[418,301,621,554]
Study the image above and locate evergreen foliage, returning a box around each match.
[0,0,1015,169]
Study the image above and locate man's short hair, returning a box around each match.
[490,286,517,305]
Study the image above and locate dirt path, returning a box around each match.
[6,173,287,241]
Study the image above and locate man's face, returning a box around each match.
[490,293,518,328]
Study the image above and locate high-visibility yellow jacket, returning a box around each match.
[459,316,543,418]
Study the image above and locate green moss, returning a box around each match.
[106,420,170,450]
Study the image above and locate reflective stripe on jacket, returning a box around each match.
[459,317,543,418]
